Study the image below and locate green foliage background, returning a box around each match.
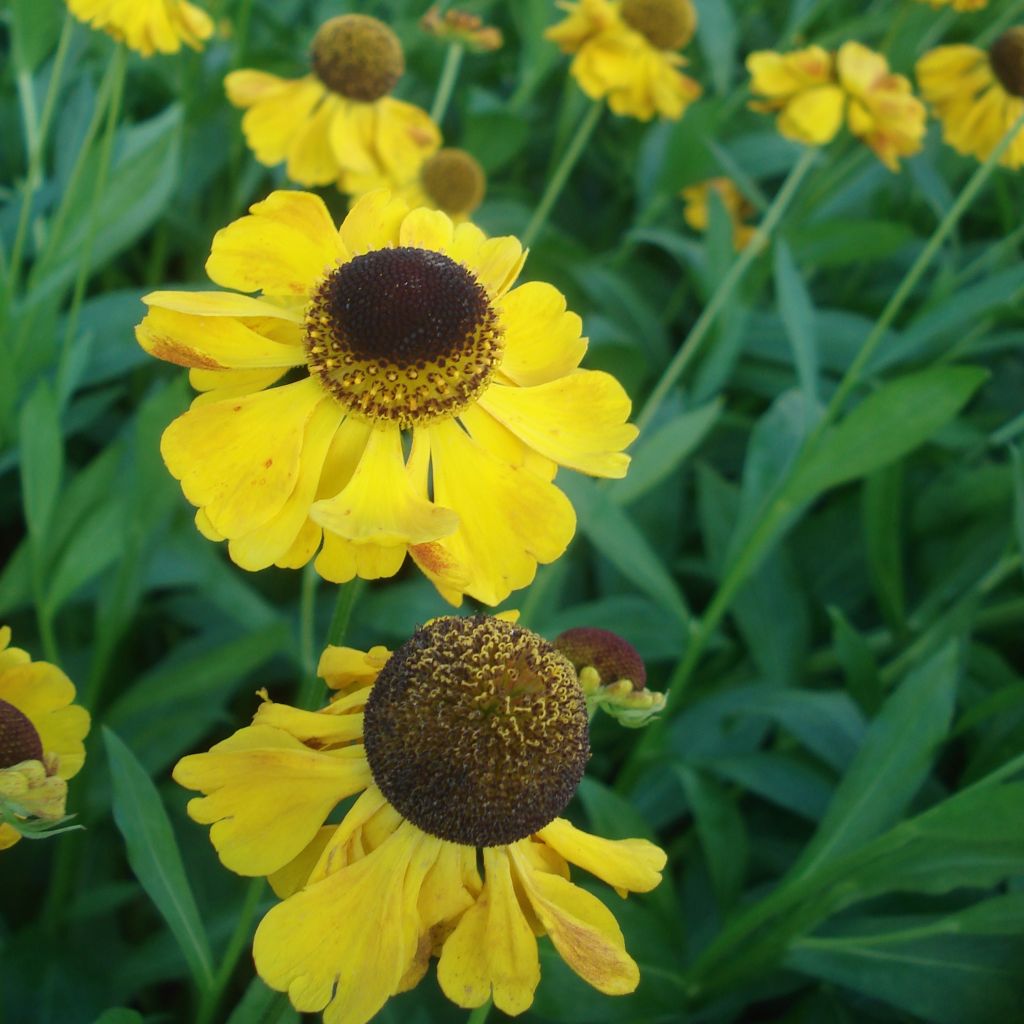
[2,0,1024,1021]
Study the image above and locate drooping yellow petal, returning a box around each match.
[225,69,291,107]
[136,307,304,371]
[317,645,390,692]
[251,700,364,746]
[316,533,408,584]
[173,724,372,877]
[538,818,667,895]
[510,844,640,995]
[478,372,637,478]
[268,826,335,899]
[0,663,89,779]
[498,282,587,387]
[373,97,443,180]
[416,419,576,606]
[206,191,345,299]
[311,422,457,547]
[227,399,343,572]
[777,84,845,144]
[236,76,325,166]
[459,405,558,482]
[437,846,541,1015]
[161,378,327,538]
[142,290,304,323]
[253,823,440,1024]
[287,95,342,187]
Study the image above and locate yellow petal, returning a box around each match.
[206,191,344,298]
[162,379,327,537]
[459,404,558,482]
[136,307,304,371]
[779,84,845,145]
[437,846,540,1015]
[312,422,457,546]
[329,99,379,178]
[416,418,576,606]
[142,290,304,322]
[510,844,640,995]
[317,645,390,691]
[225,69,291,107]
[315,533,408,584]
[458,234,526,298]
[538,818,666,895]
[253,823,439,1023]
[399,207,455,251]
[268,826,335,899]
[499,282,587,387]
[238,77,325,167]
[479,372,636,478]
[227,399,343,571]
[286,94,341,187]
[373,97,442,179]
[251,700,364,746]
[173,724,371,876]
[339,190,410,256]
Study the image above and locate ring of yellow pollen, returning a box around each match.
[310,14,405,102]
[304,247,503,427]
[620,0,695,51]
[990,28,1024,99]
[0,699,43,768]
[363,616,590,847]
[420,149,486,218]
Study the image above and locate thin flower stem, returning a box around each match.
[296,578,364,709]
[3,12,74,318]
[634,147,818,436]
[822,109,1024,425]
[431,42,465,125]
[522,100,602,248]
[56,44,127,391]
[467,999,493,1024]
[195,878,267,1024]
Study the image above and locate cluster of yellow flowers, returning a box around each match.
[13,1,1024,1022]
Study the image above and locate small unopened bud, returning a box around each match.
[991,28,1024,98]
[420,6,503,53]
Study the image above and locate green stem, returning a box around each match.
[823,109,1024,425]
[56,44,127,395]
[522,101,602,248]
[430,42,464,125]
[3,12,74,318]
[634,148,818,436]
[195,878,267,1024]
[296,579,364,709]
[467,999,492,1024]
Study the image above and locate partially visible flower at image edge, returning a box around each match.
[917,27,1024,169]
[681,177,757,250]
[748,41,927,169]
[173,615,667,1023]
[226,13,440,194]
[546,0,702,121]
[66,0,213,56]
[914,0,987,10]
[135,189,637,606]
[0,627,90,850]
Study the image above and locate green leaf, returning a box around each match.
[11,0,62,72]
[1012,445,1024,575]
[103,728,214,992]
[693,0,738,95]
[773,239,818,403]
[615,398,722,505]
[18,381,63,544]
[790,642,959,880]
[862,464,906,631]
[93,1011,144,1024]
[561,474,690,624]
[224,979,297,1024]
[787,366,989,505]
[828,607,883,716]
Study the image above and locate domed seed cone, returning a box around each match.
[420,149,486,217]
[990,28,1024,98]
[311,14,405,102]
[555,627,647,689]
[620,0,696,51]
[0,699,43,768]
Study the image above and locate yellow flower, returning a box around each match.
[135,190,637,606]
[351,147,486,223]
[915,0,987,9]
[226,14,440,191]
[66,0,213,56]
[748,43,926,169]
[917,29,1024,169]
[174,616,667,1022]
[0,627,90,849]
[546,0,702,121]
[681,177,757,250]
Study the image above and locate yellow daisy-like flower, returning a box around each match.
[135,190,637,606]
[226,14,440,192]
[917,28,1024,169]
[66,0,213,56]
[0,627,90,850]
[174,616,667,1022]
[351,147,487,224]
[681,177,757,250]
[748,42,926,169]
[546,0,702,121]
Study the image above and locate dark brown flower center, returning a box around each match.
[420,149,486,217]
[555,627,647,689]
[620,0,696,50]
[304,248,502,426]
[310,14,405,102]
[990,28,1024,99]
[0,698,43,768]
[363,616,590,847]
